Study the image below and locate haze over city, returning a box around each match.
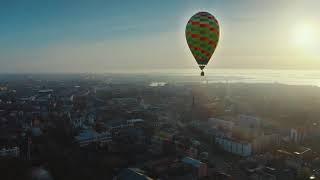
[1,0,320,73]
[2,1,320,180]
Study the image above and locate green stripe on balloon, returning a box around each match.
[189,18,219,30]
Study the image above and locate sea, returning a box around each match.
[139,69,320,87]
[2,69,320,87]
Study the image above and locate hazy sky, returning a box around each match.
[1,0,320,73]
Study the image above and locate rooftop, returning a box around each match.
[117,168,153,180]
[182,157,204,168]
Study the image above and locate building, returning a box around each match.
[215,136,252,157]
[115,168,153,180]
[74,130,112,147]
[127,119,144,127]
[149,130,175,155]
[290,128,307,144]
[69,112,96,129]
[277,147,311,171]
[236,115,261,136]
[0,147,19,157]
[252,133,280,153]
[181,157,208,178]
[208,117,234,130]
[107,119,144,131]
[38,89,54,94]
[110,98,139,108]
[238,115,261,126]
[250,170,277,180]
[194,117,234,139]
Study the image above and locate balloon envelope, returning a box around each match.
[185,12,220,70]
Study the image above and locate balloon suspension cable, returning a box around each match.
[205,74,208,85]
[199,70,208,85]
[203,72,208,85]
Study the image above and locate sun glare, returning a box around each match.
[292,22,320,56]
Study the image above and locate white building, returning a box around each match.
[215,132,280,156]
[107,119,144,131]
[69,112,96,129]
[74,130,112,147]
[215,137,252,157]
[0,147,19,157]
[290,128,306,144]
[110,98,139,108]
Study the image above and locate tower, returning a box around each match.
[19,132,31,160]
[190,92,197,123]
[192,94,195,107]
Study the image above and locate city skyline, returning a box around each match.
[1,0,320,73]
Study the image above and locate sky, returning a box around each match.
[1,0,320,73]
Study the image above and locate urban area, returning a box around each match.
[1,74,320,180]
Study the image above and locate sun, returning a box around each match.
[292,22,320,55]
[293,23,316,48]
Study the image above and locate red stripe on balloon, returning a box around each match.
[188,44,212,59]
[195,13,219,24]
[189,21,219,35]
[193,55,204,62]
[186,32,218,47]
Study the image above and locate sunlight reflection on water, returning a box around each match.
[144,69,320,87]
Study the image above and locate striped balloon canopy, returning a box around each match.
[185,12,219,76]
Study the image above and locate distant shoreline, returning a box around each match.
[1,69,320,87]
[2,68,320,74]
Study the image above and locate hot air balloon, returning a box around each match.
[185,12,220,76]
